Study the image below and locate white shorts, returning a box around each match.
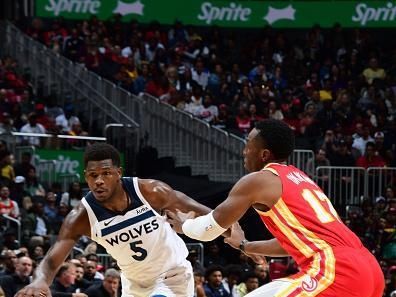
[120,261,194,297]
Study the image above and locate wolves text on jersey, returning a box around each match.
[105,219,159,246]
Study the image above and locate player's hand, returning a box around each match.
[14,281,52,297]
[165,209,195,233]
[224,223,266,265]
[224,222,246,249]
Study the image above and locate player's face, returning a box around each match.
[243,128,267,172]
[84,159,122,202]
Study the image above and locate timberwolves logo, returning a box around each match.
[301,275,318,292]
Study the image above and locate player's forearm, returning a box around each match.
[174,191,212,216]
[34,256,59,285]
[244,238,289,257]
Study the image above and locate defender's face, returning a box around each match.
[243,128,265,173]
[84,159,121,202]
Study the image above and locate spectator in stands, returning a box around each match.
[374,131,386,157]
[84,268,120,297]
[0,184,19,216]
[352,125,374,155]
[363,58,386,85]
[56,104,81,134]
[329,139,356,167]
[83,260,103,283]
[0,256,33,297]
[0,152,15,187]
[253,263,270,286]
[50,262,86,297]
[356,142,386,169]
[14,152,35,179]
[193,270,207,297]
[232,272,259,297]
[0,112,17,134]
[132,62,149,95]
[24,168,45,198]
[0,228,20,250]
[52,203,69,234]
[63,28,85,63]
[235,107,252,137]
[386,187,395,202]
[71,262,92,293]
[43,191,57,222]
[204,242,227,268]
[198,93,219,124]
[267,100,283,121]
[20,112,46,147]
[0,250,17,276]
[187,248,204,274]
[222,265,242,296]
[306,149,330,182]
[204,265,230,297]
[61,182,83,209]
[21,200,51,248]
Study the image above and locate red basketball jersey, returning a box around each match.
[256,163,362,270]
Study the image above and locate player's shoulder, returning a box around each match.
[137,178,172,194]
[65,202,89,227]
[238,170,280,186]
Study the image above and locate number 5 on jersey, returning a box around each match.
[130,240,148,261]
[302,189,340,224]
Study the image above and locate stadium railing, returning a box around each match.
[0,21,246,182]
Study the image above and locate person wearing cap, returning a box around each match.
[10,175,31,208]
[329,138,356,167]
[374,196,387,219]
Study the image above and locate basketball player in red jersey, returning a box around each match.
[167,119,384,296]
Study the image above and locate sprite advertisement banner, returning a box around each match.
[36,0,396,28]
[33,149,86,182]
[33,149,124,182]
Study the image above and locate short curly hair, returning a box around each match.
[255,119,295,161]
[84,143,121,168]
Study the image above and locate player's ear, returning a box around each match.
[261,149,271,162]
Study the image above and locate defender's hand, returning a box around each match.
[165,209,195,233]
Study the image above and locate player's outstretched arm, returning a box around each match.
[167,171,281,242]
[224,223,288,257]
[139,179,212,216]
[15,203,90,297]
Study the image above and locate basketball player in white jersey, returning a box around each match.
[15,143,214,297]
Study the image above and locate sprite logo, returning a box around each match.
[34,154,79,175]
[198,2,251,25]
[352,2,396,25]
[45,0,101,16]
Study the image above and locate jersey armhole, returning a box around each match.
[133,177,162,217]
[81,199,98,239]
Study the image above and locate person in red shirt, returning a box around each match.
[168,119,384,297]
[356,142,386,169]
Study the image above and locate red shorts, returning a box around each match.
[248,246,385,297]
[318,246,384,297]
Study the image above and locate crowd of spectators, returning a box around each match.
[0,16,394,296]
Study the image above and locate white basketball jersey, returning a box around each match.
[81,177,189,286]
